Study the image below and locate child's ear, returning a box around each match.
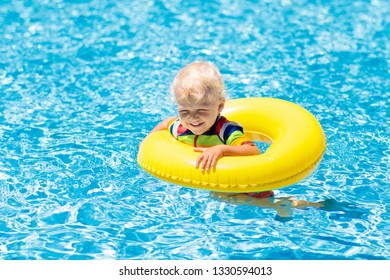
[218,98,225,113]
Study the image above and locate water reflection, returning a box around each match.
[211,192,369,221]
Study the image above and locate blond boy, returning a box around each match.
[151,61,274,198]
[151,61,262,172]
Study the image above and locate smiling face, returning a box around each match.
[177,98,225,135]
[171,61,226,134]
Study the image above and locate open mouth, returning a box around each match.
[189,122,204,128]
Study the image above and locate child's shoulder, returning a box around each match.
[169,118,192,137]
[215,115,243,131]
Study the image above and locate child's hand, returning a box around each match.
[194,145,225,172]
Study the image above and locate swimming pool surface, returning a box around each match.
[0,0,389,260]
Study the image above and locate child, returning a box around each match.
[150,61,274,199]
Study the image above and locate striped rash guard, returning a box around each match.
[169,116,255,147]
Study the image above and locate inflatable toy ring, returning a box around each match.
[137,98,326,193]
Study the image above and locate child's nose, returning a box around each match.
[189,112,200,119]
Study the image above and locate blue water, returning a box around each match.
[0,0,389,260]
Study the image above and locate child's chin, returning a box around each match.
[192,128,207,135]
[189,126,206,135]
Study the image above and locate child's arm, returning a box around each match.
[194,144,260,172]
[149,117,176,134]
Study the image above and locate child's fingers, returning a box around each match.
[205,156,215,171]
[200,155,209,172]
[195,153,204,168]
[196,154,211,172]
[202,156,210,171]
[194,148,218,171]
[210,155,217,169]
[195,148,206,170]
[204,154,217,171]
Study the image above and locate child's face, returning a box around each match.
[177,98,225,135]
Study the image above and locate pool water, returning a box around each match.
[0,0,389,260]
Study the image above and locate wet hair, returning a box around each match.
[171,61,225,104]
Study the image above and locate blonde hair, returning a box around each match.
[171,61,225,104]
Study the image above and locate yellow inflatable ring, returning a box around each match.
[138,98,326,193]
